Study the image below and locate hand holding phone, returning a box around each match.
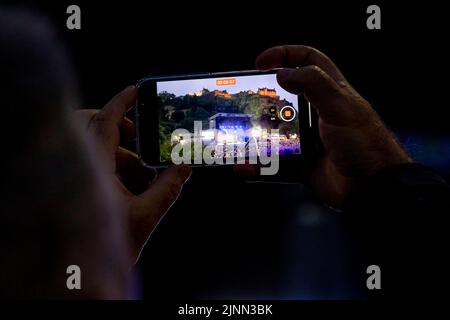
[255,45,412,206]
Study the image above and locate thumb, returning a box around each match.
[277,66,351,125]
[136,165,192,221]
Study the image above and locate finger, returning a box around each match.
[116,147,156,195]
[79,109,135,141]
[136,165,192,222]
[128,165,191,260]
[256,45,347,84]
[120,117,136,141]
[116,146,138,171]
[89,86,136,156]
[277,66,351,124]
[116,147,155,178]
[96,86,136,127]
[73,109,98,129]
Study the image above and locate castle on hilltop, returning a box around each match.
[257,88,279,99]
[213,90,231,98]
[187,87,280,99]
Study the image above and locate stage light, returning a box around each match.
[251,127,262,138]
[202,130,214,140]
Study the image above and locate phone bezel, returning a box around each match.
[136,69,315,168]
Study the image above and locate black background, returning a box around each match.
[7,0,449,299]
[33,1,450,132]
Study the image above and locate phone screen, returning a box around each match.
[155,73,301,163]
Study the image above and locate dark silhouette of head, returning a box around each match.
[0,7,130,299]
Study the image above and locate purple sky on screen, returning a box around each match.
[157,74,298,110]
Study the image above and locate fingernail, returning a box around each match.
[177,165,192,181]
[277,69,294,82]
[125,85,135,92]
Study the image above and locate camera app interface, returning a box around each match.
[156,73,301,162]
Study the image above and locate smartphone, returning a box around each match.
[135,69,316,170]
